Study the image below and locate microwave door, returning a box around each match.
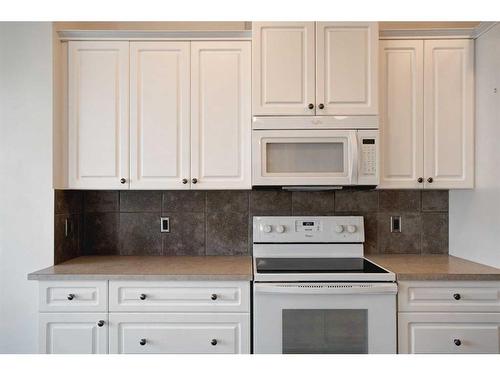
[252,129,355,186]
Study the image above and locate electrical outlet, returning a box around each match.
[161,217,170,233]
[390,216,401,233]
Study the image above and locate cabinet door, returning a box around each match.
[378,40,424,189]
[39,313,108,354]
[316,22,378,115]
[423,39,474,189]
[190,42,251,189]
[68,41,129,189]
[130,42,191,189]
[252,22,315,115]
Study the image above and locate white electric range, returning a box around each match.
[252,216,397,354]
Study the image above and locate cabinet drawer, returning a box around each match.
[109,313,250,354]
[399,313,500,354]
[39,281,108,312]
[398,281,500,312]
[109,281,250,312]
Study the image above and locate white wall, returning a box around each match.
[0,22,54,353]
[449,24,500,268]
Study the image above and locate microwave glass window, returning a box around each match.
[266,142,344,173]
[282,309,368,354]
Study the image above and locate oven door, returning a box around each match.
[253,282,397,354]
[252,129,357,186]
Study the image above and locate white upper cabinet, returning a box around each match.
[423,39,474,189]
[190,42,251,189]
[316,22,378,115]
[379,39,474,189]
[130,42,191,189]
[252,22,378,116]
[379,40,424,189]
[68,41,129,189]
[252,22,316,115]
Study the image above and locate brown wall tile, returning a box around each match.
[162,212,205,256]
[335,190,378,212]
[83,212,119,255]
[422,213,449,254]
[422,190,449,212]
[120,191,162,212]
[379,190,421,212]
[377,213,422,254]
[206,211,249,255]
[206,191,249,213]
[119,213,162,255]
[55,190,83,214]
[250,189,292,216]
[84,191,119,212]
[54,214,81,264]
[291,191,334,215]
[162,191,206,213]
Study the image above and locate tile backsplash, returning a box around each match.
[54,189,449,264]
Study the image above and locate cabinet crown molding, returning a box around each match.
[379,22,498,40]
[57,29,252,41]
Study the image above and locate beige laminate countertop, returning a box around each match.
[28,256,253,281]
[367,255,500,281]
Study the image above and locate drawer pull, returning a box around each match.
[454,339,462,346]
[139,294,147,300]
[67,293,75,301]
[139,339,147,346]
[453,293,461,300]
[211,294,218,301]
[97,320,105,327]
[211,339,218,346]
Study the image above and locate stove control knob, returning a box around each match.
[262,224,272,233]
[276,225,285,233]
[334,225,344,233]
[347,225,357,233]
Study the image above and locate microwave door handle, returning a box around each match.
[349,132,359,184]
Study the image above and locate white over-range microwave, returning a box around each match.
[252,116,379,186]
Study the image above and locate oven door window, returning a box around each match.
[282,309,368,354]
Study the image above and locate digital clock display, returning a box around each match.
[302,222,315,226]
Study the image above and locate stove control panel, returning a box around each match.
[253,216,364,243]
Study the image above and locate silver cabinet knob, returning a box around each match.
[427,177,433,183]
[139,294,146,300]
[182,178,188,184]
[307,103,314,110]
[417,177,423,183]
[211,294,218,301]
[211,339,218,346]
[454,339,461,346]
[192,178,198,184]
[97,320,105,327]
[318,103,325,109]
[140,339,147,346]
[120,178,126,184]
[67,293,75,301]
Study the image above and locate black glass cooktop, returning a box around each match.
[255,258,388,274]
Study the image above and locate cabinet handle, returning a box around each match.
[120,178,126,184]
[97,320,105,327]
[139,339,147,346]
[417,177,423,183]
[427,177,433,183]
[182,178,188,184]
[211,339,218,346]
[139,294,147,300]
[454,339,461,346]
[453,293,461,300]
[318,103,325,109]
[211,294,218,301]
[307,103,314,110]
[67,293,75,301]
[192,178,198,184]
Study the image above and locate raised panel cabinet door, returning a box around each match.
[252,22,315,115]
[378,40,424,189]
[190,41,251,189]
[316,22,378,115]
[423,39,474,189]
[130,42,191,189]
[68,41,129,189]
[39,313,108,354]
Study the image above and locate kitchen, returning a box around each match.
[1,0,500,373]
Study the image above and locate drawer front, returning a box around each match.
[399,313,500,354]
[109,313,250,354]
[39,281,108,312]
[398,281,500,312]
[109,281,250,312]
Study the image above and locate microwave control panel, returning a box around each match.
[361,138,377,175]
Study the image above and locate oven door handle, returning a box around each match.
[254,283,398,295]
[348,131,359,185]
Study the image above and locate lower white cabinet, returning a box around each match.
[109,313,250,354]
[39,313,108,354]
[398,281,500,354]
